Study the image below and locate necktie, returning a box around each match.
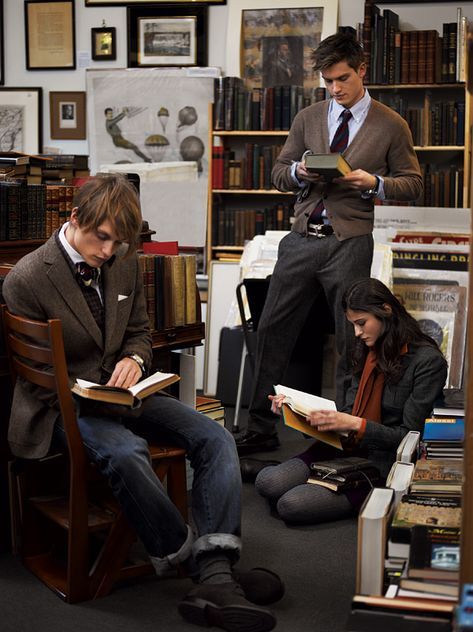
[309,109,352,223]
[76,261,100,287]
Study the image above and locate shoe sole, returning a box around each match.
[178,597,276,632]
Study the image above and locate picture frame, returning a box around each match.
[127,5,207,68]
[0,87,42,154]
[0,0,4,85]
[25,0,75,70]
[50,91,86,140]
[86,0,224,5]
[225,0,338,89]
[91,26,117,61]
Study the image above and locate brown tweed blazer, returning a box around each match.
[272,98,423,239]
[3,234,152,459]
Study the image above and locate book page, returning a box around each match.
[274,384,336,416]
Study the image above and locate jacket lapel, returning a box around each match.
[43,237,104,349]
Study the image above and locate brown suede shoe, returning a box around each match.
[178,582,276,632]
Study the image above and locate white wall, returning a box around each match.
[4,0,473,155]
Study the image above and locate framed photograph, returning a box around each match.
[0,1,4,85]
[0,87,42,154]
[50,91,86,140]
[226,0,338,90]
[25,0,75,70]
[127,5,207,68]
[91,26,116,61]
[86,0,224,5]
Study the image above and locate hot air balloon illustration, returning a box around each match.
[157,106,169,133]
[180,135,205,172]
[145,134,170,162]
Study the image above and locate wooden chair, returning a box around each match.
[2,306,188,603]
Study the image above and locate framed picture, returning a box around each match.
[0,87,42,154]
[86,0,224,5]
[127,5,207,68]
[91,26,117,61]
[50,91,86,140]
[0,0,4,85]
[226,0,338,90]
[25,0,75,70]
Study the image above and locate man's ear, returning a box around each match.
[69,207,79,226]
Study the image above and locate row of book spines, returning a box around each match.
[419,164,464,209]
[0,182,76,241]
[138,253,198,332]
[380,100,464,147]
[213,77,326,131]
[212,144,284,190]
[363,2,463,85]
[212,204,292,247]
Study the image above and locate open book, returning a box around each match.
[274,384,343,449]
[71,370,180,407]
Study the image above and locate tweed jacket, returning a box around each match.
[3,234,153,459]
[343,343,448,477]
[272,98,423,239]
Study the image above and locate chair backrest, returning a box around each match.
[1,306,87,469]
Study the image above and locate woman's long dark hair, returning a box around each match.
[342,278,441,382]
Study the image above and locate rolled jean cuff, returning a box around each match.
[192,533,242,564]
[149,524,194,577]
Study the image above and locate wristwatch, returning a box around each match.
[361,175,381,199]
[127,353,145,373]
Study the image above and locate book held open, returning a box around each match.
[274,384,343,449]
[72,370,180,407]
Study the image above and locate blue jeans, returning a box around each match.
[53,394,242,562]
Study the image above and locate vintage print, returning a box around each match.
[139,17,197,66]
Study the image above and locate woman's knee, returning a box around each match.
[255,458,310,501]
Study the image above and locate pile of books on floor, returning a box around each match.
[196,396,226,427]
[348,421,462,630]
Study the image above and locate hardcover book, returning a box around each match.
[303,152,352,179]
[390,494,462,544]
[410,459,463,494]
[71,370,180,408]
[407,524,460,581]
[308,457,380,492]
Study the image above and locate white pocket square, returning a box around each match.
[118,294,129,302]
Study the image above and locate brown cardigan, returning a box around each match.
[272,98,423,239]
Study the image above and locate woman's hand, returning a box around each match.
[306,409,363,434]
[268,394,286,414]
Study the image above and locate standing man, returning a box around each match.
[3,175,282,631]
[236,32,422,455]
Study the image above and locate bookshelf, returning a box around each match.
[367,83,471,208]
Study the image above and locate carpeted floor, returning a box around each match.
[0,411,358,632]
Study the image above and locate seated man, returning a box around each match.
[3,174,282,632]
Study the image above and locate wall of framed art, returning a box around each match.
[2,0,473,155]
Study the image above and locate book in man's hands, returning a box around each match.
[71,370,180,407]
[303,152,352,179]
[308,456,381,492]
[274,384,343,449]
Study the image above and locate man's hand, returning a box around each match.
[295,161,325,184]
[334,169,377,191]
[106,357,142,389]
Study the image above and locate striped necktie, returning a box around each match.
[309,109,352,223]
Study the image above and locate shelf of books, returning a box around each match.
[349,408,465,630]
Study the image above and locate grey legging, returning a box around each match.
[255,459,355,524]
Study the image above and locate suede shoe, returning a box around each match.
[240,458,281,483]
[233,567,284,605]
[178,582,276,632]
[234,429,280,456]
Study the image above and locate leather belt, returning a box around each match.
[307,223,334,238]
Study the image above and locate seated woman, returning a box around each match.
[255,277,448,525]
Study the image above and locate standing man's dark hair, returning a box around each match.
[235,31,423,456]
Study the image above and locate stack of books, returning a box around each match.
[422,411,464,461]
[196,396,226,427]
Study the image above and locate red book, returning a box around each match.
[143,241,179,255]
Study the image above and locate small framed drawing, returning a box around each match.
[0,87,42,154]
[25,0,76,70]
[91,26,116,61]
[50,91,86,140]
[127,5,208,68]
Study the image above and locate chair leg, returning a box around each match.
[167,457,188,521]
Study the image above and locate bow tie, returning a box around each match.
[76,261,100,286]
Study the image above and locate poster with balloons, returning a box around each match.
[86,68,216,246]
